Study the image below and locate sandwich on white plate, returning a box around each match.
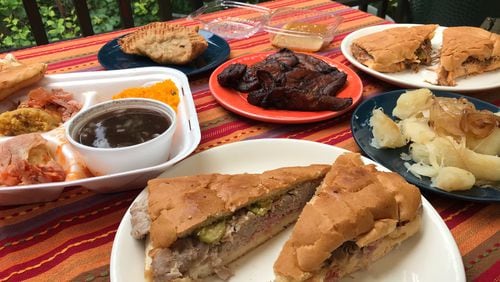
[129,164,330,281]
[129,152,422,282]
[274,153,422,282]
[437,26,500,86]
[351,24,437,73]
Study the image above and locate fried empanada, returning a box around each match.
[119,22,208,65]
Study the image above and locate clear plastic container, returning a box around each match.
[187,0,271,39]
[188,0,342,52]
[188,2,342,52]
[265,7,343,52]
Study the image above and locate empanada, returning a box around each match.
[119,22,208,65]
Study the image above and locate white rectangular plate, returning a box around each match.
[0,67,201,205]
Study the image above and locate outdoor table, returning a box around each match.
[1,0,498,281]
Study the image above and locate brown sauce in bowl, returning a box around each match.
[76,108,170,148]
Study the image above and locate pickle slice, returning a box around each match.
[248,199,273,216]
[197,220,226,244]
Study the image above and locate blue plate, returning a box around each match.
[351,90,500,202]
[97,30,230,77]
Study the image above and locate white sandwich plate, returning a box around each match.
[341,23,500,92]
[111,138,465,282]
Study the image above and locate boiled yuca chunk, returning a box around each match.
[466,127,500,156]
[460,147,500,182]
[392,88,433,119]
[370,108,407,148]
[419,136,466,168]
[431,167,475,191]
[400,117,436,144]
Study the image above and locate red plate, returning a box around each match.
[209,51,363,124]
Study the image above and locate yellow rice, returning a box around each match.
[112,79,180,111]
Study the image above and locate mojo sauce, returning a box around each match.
[76,108,170,148]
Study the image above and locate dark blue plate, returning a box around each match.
[97,30,230,77]
[351,90,500,202]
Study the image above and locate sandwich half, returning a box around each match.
[437,26,500,86]
[351,25,437,72]
[274,153,422,281]
[130,164,330,281]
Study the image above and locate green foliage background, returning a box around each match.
[0,0,194,51]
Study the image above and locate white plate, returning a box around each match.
[110,139,465,282]
[0,67,201,205]
[341,24,500,92]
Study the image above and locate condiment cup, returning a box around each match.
[65,98,177,176]
[265,7,343,52]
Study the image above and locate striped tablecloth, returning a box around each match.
[1,0,499,281]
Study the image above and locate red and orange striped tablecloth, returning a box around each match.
[1,0,499,281]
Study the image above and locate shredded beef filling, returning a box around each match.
[352,39,432,71]
[406,39,433,71]
[151,181,321,281]
[463,56,493,66]
[351,44,373,63]
[415,39,433,65]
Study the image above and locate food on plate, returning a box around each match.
[369,88,500,191]
[118,22,208,65]
[0,54,47,101]
[0,108,61,136]
[437,26,500,86]
[274,153,422,281]
[392,88,433,119]
[75,107,171,149]
[0,87,81,136]
[217,48,351,111]
[369,108,407,148]
[0,133,66,186]
[432,166,475,192]
[350,24,437,72]
[112,79,180,111]
[129,164,330,281]
[270,22,330,52]
[466,125,500,156]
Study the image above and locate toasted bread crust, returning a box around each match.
[351,25,437,72]
[273,153,422,281]
[437,26,500,86]
[147,165,331,249]
[119,22,208,65]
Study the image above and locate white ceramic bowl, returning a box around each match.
[65,98,177,176]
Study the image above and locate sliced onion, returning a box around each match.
[460,109,500,139]
[429,97,475,137]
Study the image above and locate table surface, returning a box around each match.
[1,0,499,281]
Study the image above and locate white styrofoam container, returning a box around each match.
[0,67,201,205]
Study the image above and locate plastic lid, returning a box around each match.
[187,0,271,39]
[188,0,343,47]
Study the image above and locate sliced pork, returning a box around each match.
[0,133,66,186]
